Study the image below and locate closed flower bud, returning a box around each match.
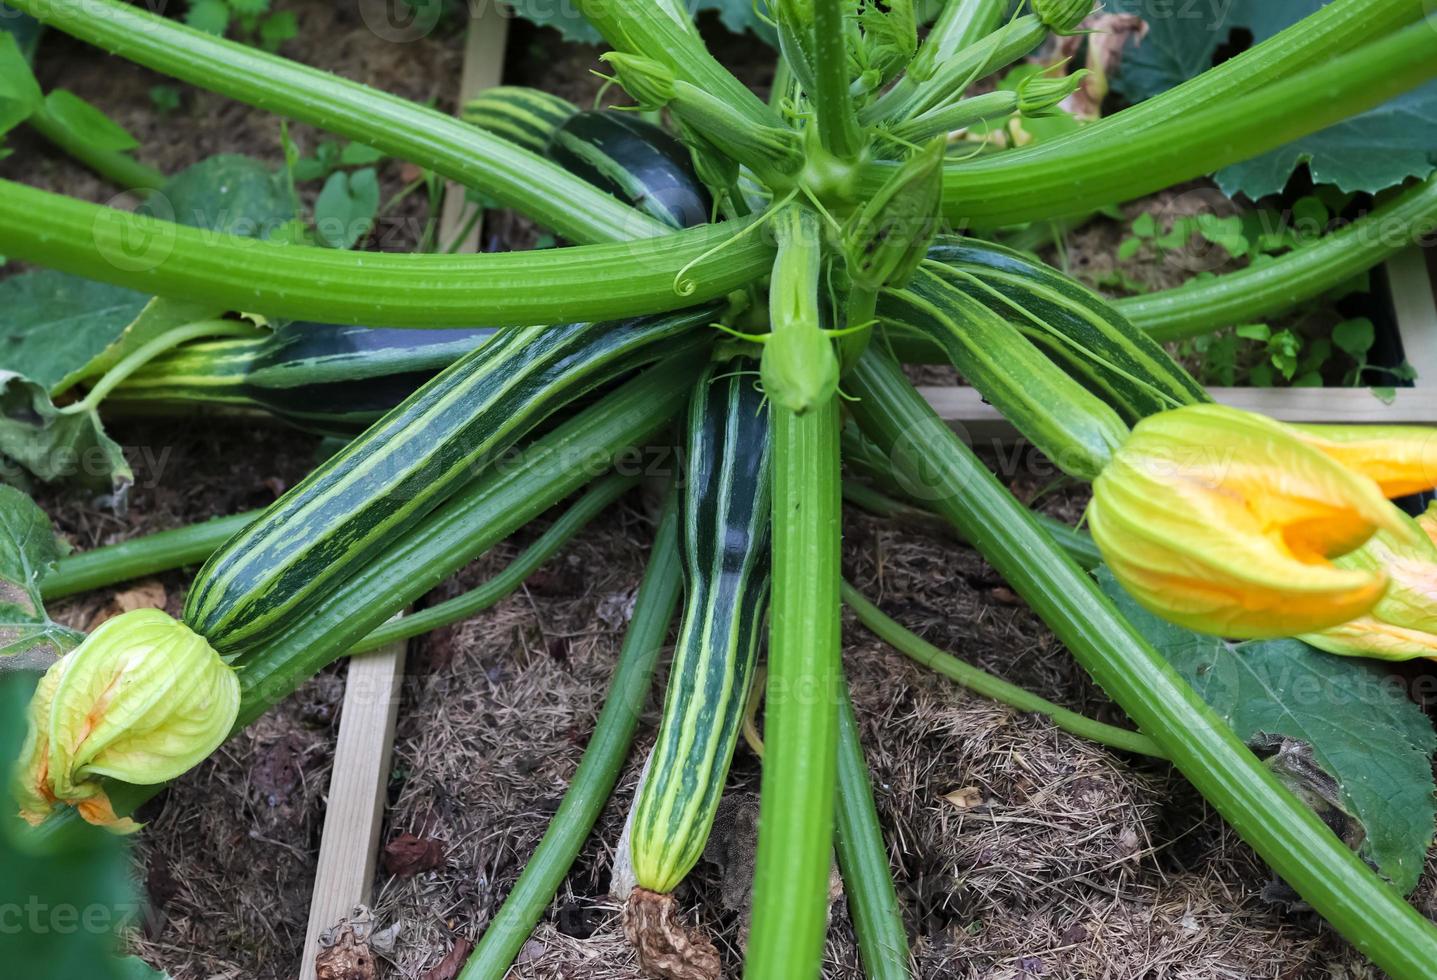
[1033,0,1094,33]
[1089,404,1429,639]
[600,52,676,112]
[844,138,944,291]
[1016,70,1088,116]
[12,608,240,832]
[1302,505,1437,659]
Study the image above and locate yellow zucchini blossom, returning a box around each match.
[12,608,239,832]
[1089,404,1437,639]
[1301,504,1437,659]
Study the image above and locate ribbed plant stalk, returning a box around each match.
[812,0,863,160]
[846,349,1437,980]
[834,683,911,980]
[925,21,1437,226]
[843,582,1163,757]
[905,0,1008,83]
[42,512,258,600]
[1013,0,1430,162]
[1119,173,1437,341]
[459,499,683,980]
[0,180,773,327]
[745,398,843,980]
[6,0,664,244]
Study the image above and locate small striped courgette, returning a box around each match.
[462,85,580,155]
[922,237,1210,420]
[882,263,1129,480]
[109,322,495,437]
[185,310,714,654]
[629,358,772,894]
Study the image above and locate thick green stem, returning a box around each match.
[812,0,863,160]
[1118,174,1437,341]
[922,20,1437,226]
[459,498,683,980]
[861,15,1047,124]
[847,349,1437,980]
[745,398,843,980]
[8,0,665,244]
[1014,0,1431,163]
[42,513,258,600]
[843,582,1163,757]
[576,0,780,139]
[349,474,638,655]
[26,103,165,192]
[888,90,1016,144]
[0,180,772,327]
[834,683,911,980]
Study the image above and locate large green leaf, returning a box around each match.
[505,0,770,43]
[1108,0,1436,196]
[0,485,81,669]
[0,674,164,979]
[140,153,295,237]
[1099,568,1437,893]
[0,271,148,393]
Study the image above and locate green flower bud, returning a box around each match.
[1033,0,1094,34]
[672,80,805,182]
[761,322,840,416]
[1016,69,1088,116]
[843,138,944,291]
[600,52,676,111]
[12,608,239,832]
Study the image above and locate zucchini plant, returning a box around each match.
[4,1,1437,979]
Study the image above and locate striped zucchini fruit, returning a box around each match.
[184,310,715,654]
[109,323,495,437]
[461,85,579,154]
[921,237,1210,420]
[629,358,772,894]
[546,112,712,230]
[882,263,1129,480]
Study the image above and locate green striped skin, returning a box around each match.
[184,310,715,654]
[882,265,1129,480]
[547,113,712,230]
[630,358,772,894]
[109,324,496,436]
[461,86,579,154]
[920,238,1210,421]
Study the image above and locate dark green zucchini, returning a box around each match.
[915,238,1210,420]
[883,264,1129,480]
[108,323,496,437]
[184,310,715,654]
[547,112,712,230]
[629,357,771,894]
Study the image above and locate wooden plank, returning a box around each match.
[297,642,407,980]
[1389,247,1437,388]
[435,9,510,253]
[921,386,1437,442]
[298,8,509,978]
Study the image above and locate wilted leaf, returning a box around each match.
[1099,567,1437,893]
[382,832,446,877]
[0,372,132,497]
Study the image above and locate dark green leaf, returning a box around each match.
[0,4,44,61]
[0,484,81,668]
[0,270,148,393]
[258,10,297,52]
[142,154,295,238]
[0,30,40,136]
[184,0,230,35]
[1333,318,1376,359]
[1099,568,1437,893]
[313,167,380,249]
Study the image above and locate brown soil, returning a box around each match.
[10,7,1435,980]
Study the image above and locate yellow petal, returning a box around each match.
[1090,404,1397,638]
[1290,422,1437,499]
